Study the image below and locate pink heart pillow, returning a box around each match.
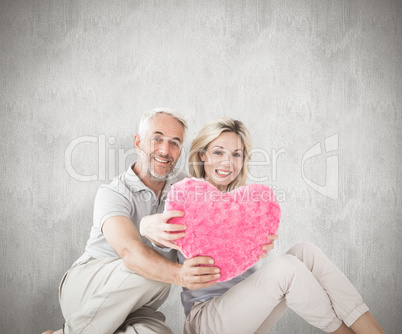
[166,178,281,282]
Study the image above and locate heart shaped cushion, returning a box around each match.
[166,178,281,282]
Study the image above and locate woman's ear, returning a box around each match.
[199,151,206,162]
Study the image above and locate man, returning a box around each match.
[43,109,223,334]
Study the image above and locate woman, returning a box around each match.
[146,118,385,334]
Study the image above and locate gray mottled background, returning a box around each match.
[1,0,401,333]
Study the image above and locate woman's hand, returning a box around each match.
[259,234,278,260]
[140,210,186,251]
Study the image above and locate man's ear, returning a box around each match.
[134,135,141,151]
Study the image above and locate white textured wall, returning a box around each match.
[1,1,401,333]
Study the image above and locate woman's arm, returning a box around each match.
[259,234,278,259]
[139,210,187,250]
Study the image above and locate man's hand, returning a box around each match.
[140,210,186,250]
[178,256,221,290]
[259,234,278,260]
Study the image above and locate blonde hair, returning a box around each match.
[189,118,252,191]
[138,108,188,141]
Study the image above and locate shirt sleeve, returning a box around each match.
[93,184,133,231]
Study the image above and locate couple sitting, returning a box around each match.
[43,109,385,334]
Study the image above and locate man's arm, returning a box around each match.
[102,215,221,290]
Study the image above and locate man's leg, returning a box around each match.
[114,307,173,334]
[59,257,171,334]
[184,254,343,334]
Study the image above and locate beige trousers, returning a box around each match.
[184,243,369,334]
[58,257,173,334]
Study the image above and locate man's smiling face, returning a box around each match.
[136,113,184,181]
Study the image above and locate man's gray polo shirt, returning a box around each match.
[74,162,186,266]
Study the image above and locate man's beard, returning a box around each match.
[140,150,175,181]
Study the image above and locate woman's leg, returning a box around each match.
[254,300,287,333]
[332,323,356,334]
[287,243,385,334]
[350,311,386,334]
[184,254,343,334]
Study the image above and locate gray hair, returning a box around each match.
[138,108,188,141]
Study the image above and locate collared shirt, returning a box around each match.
[73,162,186,266]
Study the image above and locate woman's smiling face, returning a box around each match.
[200,131,244,192]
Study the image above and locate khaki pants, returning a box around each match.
[184,243,369,334]
[58,257,173,334]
